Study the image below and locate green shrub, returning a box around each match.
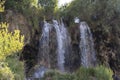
[95,65,113,80]
[42,66,113,80]
[0,22,24,60]
[6,56,25,80]
[75,67,96,80]
[42,70,75,80]
[0,1,25,79]
[0,62,14,80]
[0,22,24,79]
[75,66,113,80]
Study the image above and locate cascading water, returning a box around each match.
[53,20,71,72]
[28,20,71,79]
[38,21,52,67]
[29,21,52,79]
[79,22,96,68]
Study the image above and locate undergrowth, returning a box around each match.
[42,65,113,80]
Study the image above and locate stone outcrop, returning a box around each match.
[5,10,31,42]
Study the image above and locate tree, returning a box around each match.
[5,0,31,12]
[38,0,58,19]
[0,1,24,79]
[0,22,24,60]
[0,23,24,80]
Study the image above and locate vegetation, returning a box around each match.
[42,66,113,80]
[0,1,24,79]
[5,0,40,33]
[0,22,24,80]
[58,0,120,72]
[75,66,113,80]
[38,0,58,19]
[1,0,120,79]
[59,0,120,27]
[0,22,24,60]
[0,0,5,12]
[5,56,25,80]
[5,0,58,26]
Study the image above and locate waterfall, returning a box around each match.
[53,20,71,72]
[28,20,71,79]
[79,22,96,68]
[27,21,52,79]
[38,21,52,67]
[39,20,71,72]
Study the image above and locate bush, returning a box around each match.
[95,65,113,80]
[0,22,24,79]
[6,56,25,80]
[0,1,25,79]
[0,22,24,60]
[42,70,75,80]
[0,62,14,80]
[75,67,96,80]
[75,66,113,80]
[42,65,113,80]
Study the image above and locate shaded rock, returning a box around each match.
[112,75,120,80]
[5,10,31,42]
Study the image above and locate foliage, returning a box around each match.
[0,22,24,60]
[95,65,113,80]
[31,0,38,8]
[38,0,58,19]
[5,0,58,17]
[42,70,75,80]
[0,22,24,79]
[0,62,14,80]
[4,0,37,11]
[59,0,120,27]
[42,66,113,80]
[5,0,59,32]
[75,66,113,80]
[6,56,25,80]
[0,0,5,12]
[38,0,58,10]
[0,1,25,79]
[5,0,41,35]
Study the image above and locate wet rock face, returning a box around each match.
[112,74,120,80]
[49,28,58,69]
[38,27,58,69]
[20,44,38,76]
[68,25,81,71]
[20,30,40,76]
